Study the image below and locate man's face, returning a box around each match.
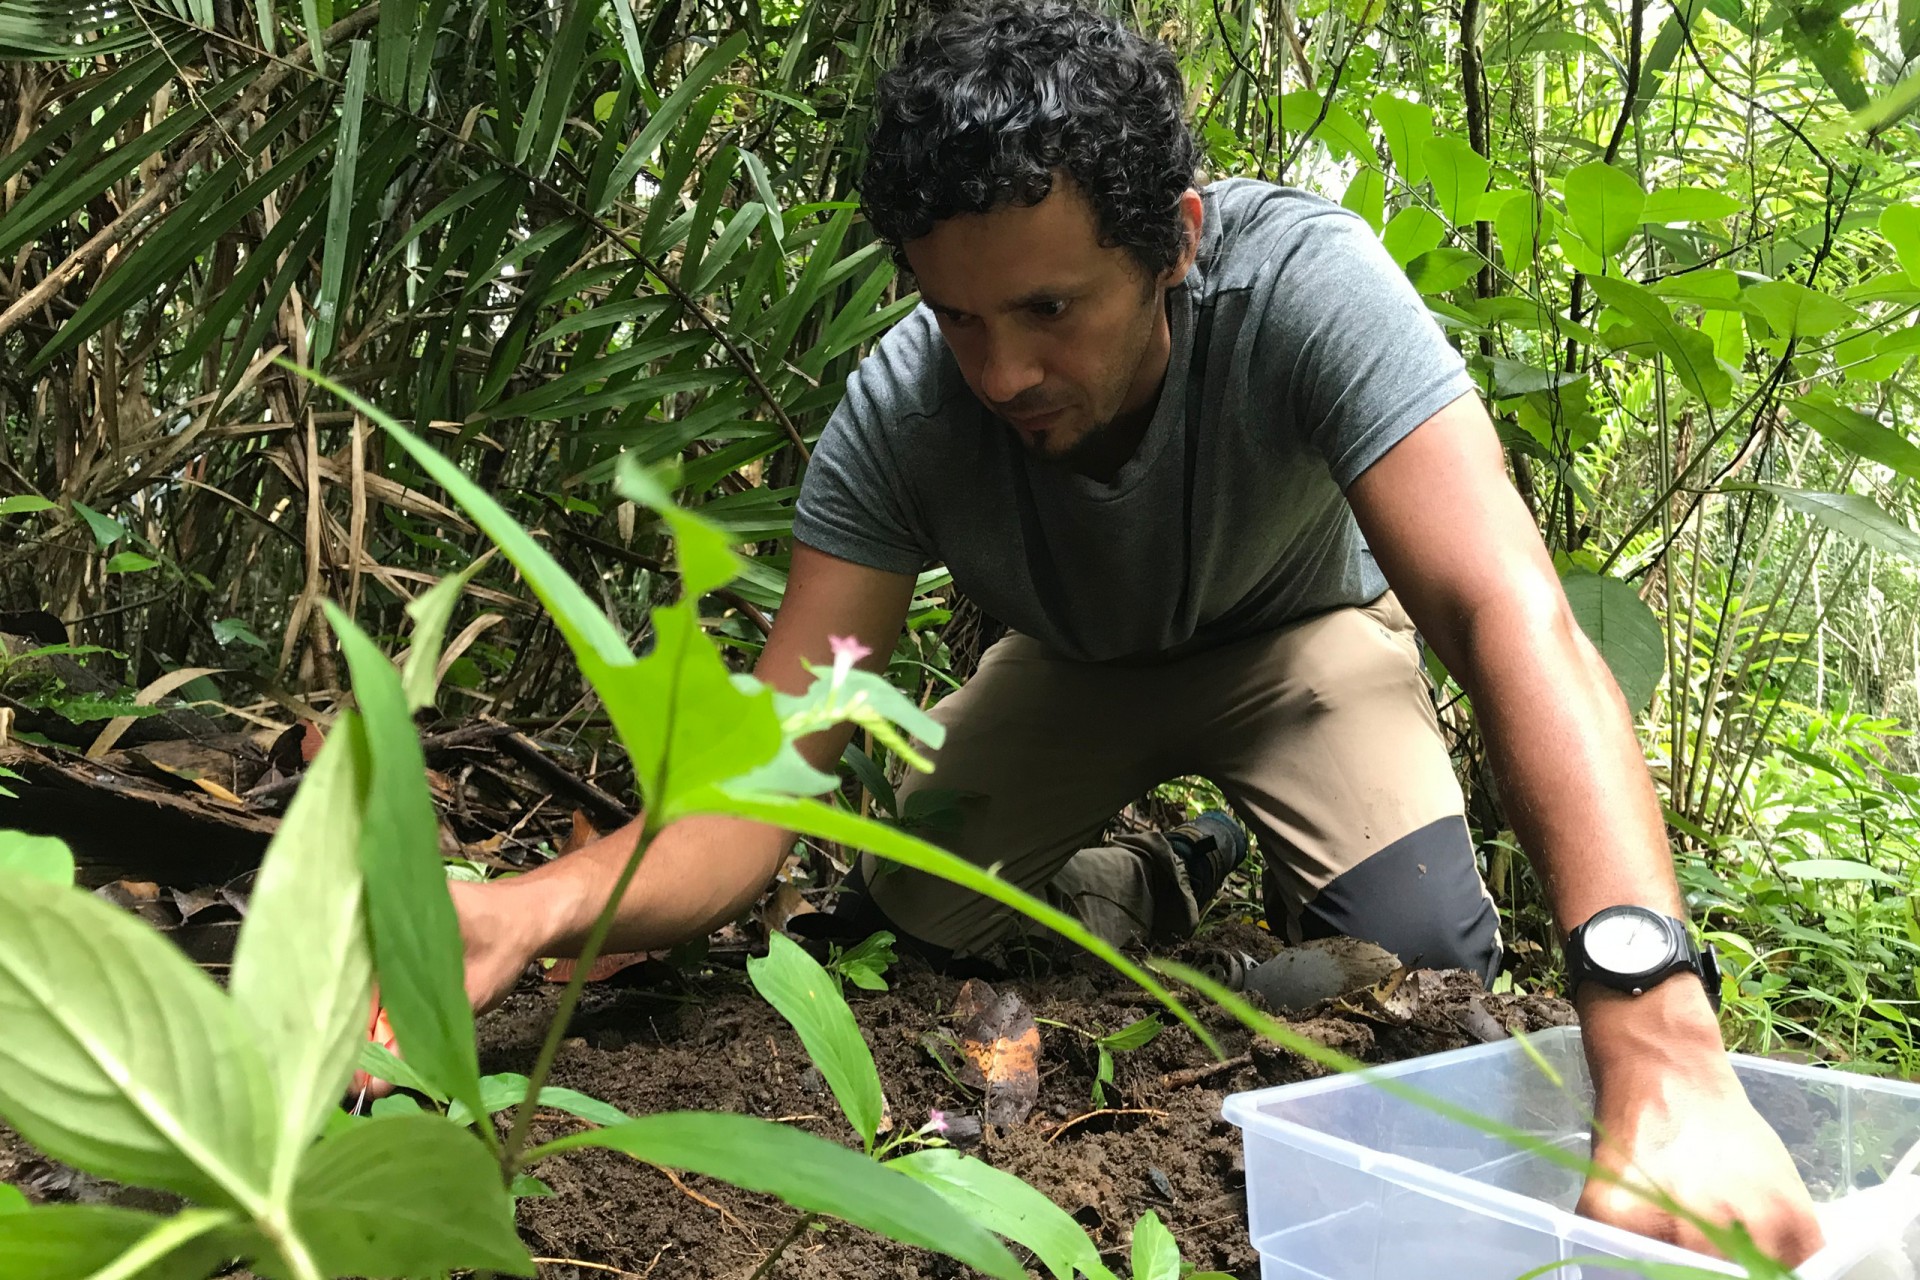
[903,179,1200,476]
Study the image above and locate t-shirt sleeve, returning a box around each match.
[791,346,935,576]
[1259,210,1476,488]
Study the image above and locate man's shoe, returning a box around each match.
[1167,809,1250,906]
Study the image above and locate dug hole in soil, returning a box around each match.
[0,924,1575,1279]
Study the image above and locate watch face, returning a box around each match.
[1583,909,1672,976]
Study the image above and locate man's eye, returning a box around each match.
[1032,299,1068,319]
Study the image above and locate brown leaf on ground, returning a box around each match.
[951,978,1041,1128]
[560,808,599,854]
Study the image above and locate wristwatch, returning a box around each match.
[1563,905,1722,1010]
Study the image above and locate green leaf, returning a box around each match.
[400,558,485,712]
[1639,186,1742,223]
[211,617,267,650]
[445,1072,629,1128]
[1560,571,1664,712]
[1130,1210,1181,1280]
[0,1204,235,1280]
[1584,275,1731,406]
[356,1041,445,1103]
[1778,858,1902,884]
[1369,93,1434,186]
[530,1113,1024,1280]
[0,869,276,1206]
[1786,392,1920,482]
[287,1114,533,1277]
[0,496,53,517]
[604,32,749,212]
[1405,248,1483,295]
[229,714,372,1198]
[1421,136,1490,227]
[1784,0,1869,110]
[72,502,126,548]
[311,40,369,368]
[748,933,886,1151]
[832,930,898,992]
[1739,280,1859,340]
[887,1148,1117,1280]
[103,552,157,574]
[615,458,743,598]
[1341,166,1385,233]
[1100,1016,1163,1053]
[0,1185,22,1214]
[0,832,73,885]
[325,605,487,1136]
[1747,483,1920,561]
[1493,189,1553,274]
[1564,162,1645,257]
[1380,207,1446,268]
[1881,204,1920,281]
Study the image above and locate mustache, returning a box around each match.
[991,391,1068,419]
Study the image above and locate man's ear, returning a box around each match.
[1162,187,1204,284]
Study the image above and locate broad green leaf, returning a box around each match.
[400,558,486,712]
[1494,189,1552,273]
[1651,269,1743,307]
[1101,1016,1163,1053]
[1748,483,1920,561]
[0,496,53,516]
[325,605,486,1135]
[1881,204,1920,281]
[1131,1210,1181,1280]
[1640,186,1741,223]
[1341,166,1385,233]
[1560,571,1664,712]
[72,502,126,548]
[530,1113,1024,1280]
[103,552,158,574]
[1405,248,1483,295]
[211,617,267,650]
[1739,280,1859,340]
[0,831,73,885]
[1369,93,1434,186]
[888,1147,1117,1280]
[615,457,743,598]
[1778,858,1902,885]
[748,933,886,1151]
[1278,89,1372,159]
[1564,162,1645,257]
[1787,393,1920,482]
[1421,136,1490,227]
[0,1185,21,1214]
[445,1072,629,1128]
[1380,207,1446,268]
[0,1204,235,1280]
[229,715,372,1198]
[1584,275,1731,406]
[0,870,276,1206]
[356,1041,444,1103]
[285,1115,532,1277]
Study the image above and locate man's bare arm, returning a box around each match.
[1345,392,1821,1264]
[452,544,916,1009]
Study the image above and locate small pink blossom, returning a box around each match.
[926,1109,949,1134]
[828,634,872,663]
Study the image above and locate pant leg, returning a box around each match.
[1195,593,1501,983]
[862,634,1185,955]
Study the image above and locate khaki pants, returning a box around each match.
[862,593,1501,980]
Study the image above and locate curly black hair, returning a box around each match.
[860,1,1200,277]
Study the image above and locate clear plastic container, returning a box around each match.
[1221,1026,1920,1279]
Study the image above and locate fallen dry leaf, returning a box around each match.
[951,978,1041,1128]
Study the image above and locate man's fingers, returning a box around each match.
[1579,1179,1825,1269]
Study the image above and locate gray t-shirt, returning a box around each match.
[791,178,1474,664]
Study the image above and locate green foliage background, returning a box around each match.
[4,0,1920,1066]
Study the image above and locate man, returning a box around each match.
[448,1,1823,1261]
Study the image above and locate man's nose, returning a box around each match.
[978,331,1043,406]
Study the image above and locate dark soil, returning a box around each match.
[0,922,1578,1279]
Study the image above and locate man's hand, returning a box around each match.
[1576,984,1824,1266]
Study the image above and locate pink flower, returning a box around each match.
[927,1109,949,1134]
[828,635,872,663]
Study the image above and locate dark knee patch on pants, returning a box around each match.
[1295,815,1501,984]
